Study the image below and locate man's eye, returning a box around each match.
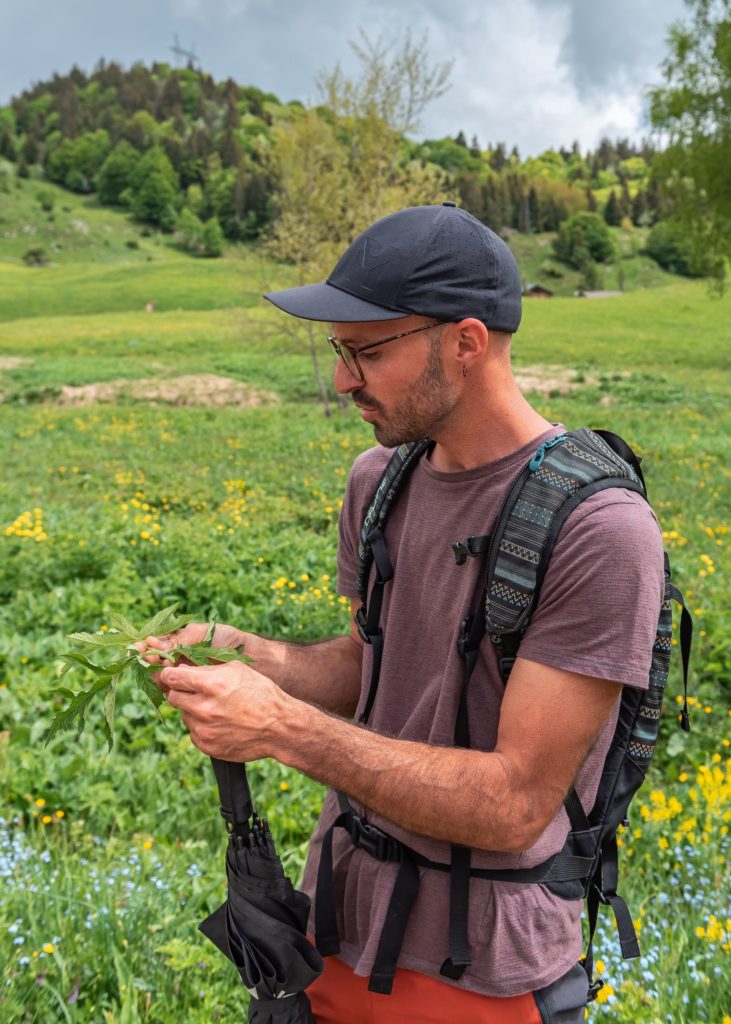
[359,350,380,361]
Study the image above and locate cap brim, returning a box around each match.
[263,282,408,323]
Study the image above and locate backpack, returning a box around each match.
[314,428,693,999]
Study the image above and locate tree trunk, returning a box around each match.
[306,323,331,417]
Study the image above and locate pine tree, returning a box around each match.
[0,124,16,161]
[631,190,647,227]
[604,190,621,227]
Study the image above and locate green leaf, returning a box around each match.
[51,605,226,747]
[137,603,195,641]
[45,676,114,746]
[177,643,246,665]
[67,629,131,649]
[59,651,114,676]
[49,686,77,700]
[103,675,120,752]
[132,661,165,713]
[106,612,139,639]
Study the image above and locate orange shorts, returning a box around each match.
[307,953,542,1024]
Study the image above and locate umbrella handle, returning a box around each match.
[210,757,254,831]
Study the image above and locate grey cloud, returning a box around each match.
[533,0,686,94]
[0,0,687,155]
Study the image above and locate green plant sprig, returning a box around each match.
[46,605,246,750]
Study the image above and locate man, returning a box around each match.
[148,204,664,1023]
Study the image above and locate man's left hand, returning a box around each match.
[159,660,286,761]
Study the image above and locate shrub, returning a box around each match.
[36,188,54,212]
[202,216,225,257]
[553,212,615,267]
[22,245,50,266]
[175,207,205,254]
[645,220,709,278]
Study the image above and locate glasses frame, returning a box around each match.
[327,321,447,382]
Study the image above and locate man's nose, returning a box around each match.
[333,355,364,395]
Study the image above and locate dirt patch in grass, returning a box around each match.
[0,357,33,370]
[56,374,280,408]
[514,365,598,396]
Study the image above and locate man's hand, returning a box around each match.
[159,659,288,762]
[135,622,246,693]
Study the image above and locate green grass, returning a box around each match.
[0,211,729,1022]
[508,227,685,297]
[0,176,294,322]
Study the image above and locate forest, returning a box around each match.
[0,59,696,276]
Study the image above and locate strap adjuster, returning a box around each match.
[498,656,516,679]
[593,882,612,907]
[355,604,371,645]
[457,617,473,656]
[350,815,402,862]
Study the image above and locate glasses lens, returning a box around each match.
[328,337,362,381]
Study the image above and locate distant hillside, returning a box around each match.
[0,60,703,290]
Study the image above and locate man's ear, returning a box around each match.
[453,318,490,366]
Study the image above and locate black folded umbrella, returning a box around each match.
[199,758,324,1023]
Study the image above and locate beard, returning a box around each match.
[356,340,460,448]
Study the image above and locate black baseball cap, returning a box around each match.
[263,202,522,333]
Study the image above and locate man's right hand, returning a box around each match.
[135,622,249,697]
[136,622,247,666]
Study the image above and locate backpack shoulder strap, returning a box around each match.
[355,439,431,604]
[484,427,646,638]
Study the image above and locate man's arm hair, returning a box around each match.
[240,599,363,718]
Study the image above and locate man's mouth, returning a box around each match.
[353,395,380,413]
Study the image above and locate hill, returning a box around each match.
[0,60,669,254]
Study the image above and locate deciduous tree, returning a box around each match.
[263,31,451,414]
[650,0,731,282]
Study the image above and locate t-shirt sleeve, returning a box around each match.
[517,489,665,688]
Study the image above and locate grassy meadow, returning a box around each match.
[0,176,730,1023]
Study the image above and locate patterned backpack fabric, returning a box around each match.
[315,428,692,999]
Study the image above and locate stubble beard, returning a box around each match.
[363,341,460,448]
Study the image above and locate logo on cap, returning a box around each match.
[349,238,399,294]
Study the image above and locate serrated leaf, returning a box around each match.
[184,644,247,665]
[50,686,77,700]
[137,604,195,642]
[103,675,120,752]
[59,651,113,676]
[132,661,165,714]
[107,612,138,639]
[67,630,130,649]
[45,676,114,746]
[203,621,216,644]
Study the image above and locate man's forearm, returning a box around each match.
[271,696,542,854]
[241,632,362,718]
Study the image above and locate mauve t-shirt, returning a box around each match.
[300,426,665,997]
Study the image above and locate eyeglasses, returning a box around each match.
[327,321,447,382]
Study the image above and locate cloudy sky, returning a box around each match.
[1,0,687,155]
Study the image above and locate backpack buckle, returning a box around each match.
[349,815,402,863]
